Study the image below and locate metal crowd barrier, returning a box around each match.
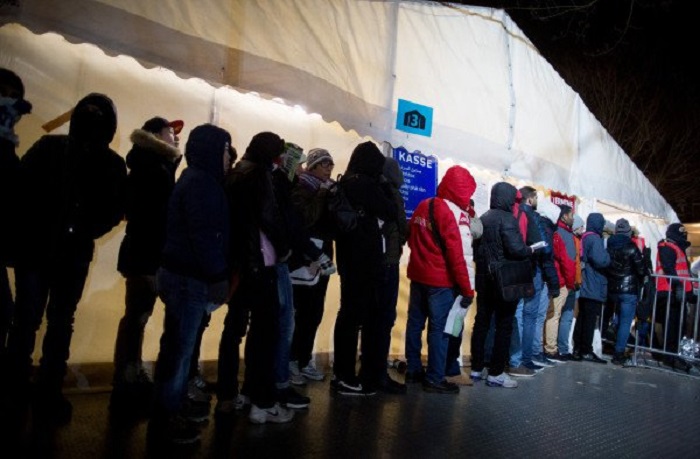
[599,273,700,377]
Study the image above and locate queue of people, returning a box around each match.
[0,67,695,448]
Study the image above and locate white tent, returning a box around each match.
[0,0,676,368]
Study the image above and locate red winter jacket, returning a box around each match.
[553,220,576,290]
[407,165,476,298]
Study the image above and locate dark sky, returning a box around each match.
[452,0,698,221]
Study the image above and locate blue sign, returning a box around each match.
[392,146,438,219]
[396,99,433,137]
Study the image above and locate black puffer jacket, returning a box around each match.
[117,129,182,276]
[474,182,532,291]
[606,234,648,294]
[16,93,126,265]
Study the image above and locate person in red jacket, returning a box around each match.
[544,205,576,361]
[404,165,476,394]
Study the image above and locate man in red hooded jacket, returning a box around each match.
[404,165,476,394]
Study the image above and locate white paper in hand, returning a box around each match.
[444,295,468,337]
[530,241,548,251]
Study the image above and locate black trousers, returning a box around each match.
[573,297,602,355]
[291,274,330,369]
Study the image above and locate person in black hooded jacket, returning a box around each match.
[332,141,398,395]
[5,93,126,424]
[470,182,533,389]
[148,123,233,445]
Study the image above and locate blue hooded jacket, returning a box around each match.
[580,212,611,301]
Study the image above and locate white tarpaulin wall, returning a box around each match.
[0,0,678,367]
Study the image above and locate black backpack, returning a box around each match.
[327,174,363,234]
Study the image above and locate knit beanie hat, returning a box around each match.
[615,218,632,237]
[306,148,334,169]
[572,215,584,232]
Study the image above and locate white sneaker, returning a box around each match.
[301,362,325,381]
[248,402,295,424]
[486,373,518,388]
[289,361,307,386]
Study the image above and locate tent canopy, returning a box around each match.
[0,0,677,222]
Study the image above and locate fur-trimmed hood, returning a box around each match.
[129,128,181,164]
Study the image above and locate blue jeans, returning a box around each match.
[557,290,576,354]
[610,293,637,354]
[405,282,455,385]
[275,263,294,388]
[510,267,542,367]
[531,283,549,360]
[152,268,210,417]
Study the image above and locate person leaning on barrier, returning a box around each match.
[654,223,697,372]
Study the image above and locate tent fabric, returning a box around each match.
[0,0,679,367]
[0,0,676,222]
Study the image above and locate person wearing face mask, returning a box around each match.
[655,223,697,372]
[0,68,31,369]
[5,93,126,424]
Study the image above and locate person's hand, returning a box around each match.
[549,287,560,299]
[460,295,474,309]
[208,279,230,305]
[574,283,581,291]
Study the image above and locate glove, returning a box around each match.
[549,287,560,299]
[207,279,230,306]
[316,253,337,276]
[460,295,474,309]
[574,283,581,291]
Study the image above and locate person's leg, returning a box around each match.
[490,298,518,377]
[245,267,280,409]
[216,294,250,403]
[520,268,543,365]
[471,286,496,373]
[291,276,329,369]
[188,311,212,385]
[557,290,576,355]
[508,299,524,368]
[424,287,456,385]
[113,275,157,385]
[6,265,50,389]
[579,298,600,355]
[0,265,14,361]
[274,263,294,388]
[531,283,550,361]
[151,269,208,420]
[544,287,567,355]
[35,260,90,396]
[377,263,400,383]
[615,293,637,355]
[405,282,428,376]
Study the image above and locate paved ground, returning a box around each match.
[2,355,699,458]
